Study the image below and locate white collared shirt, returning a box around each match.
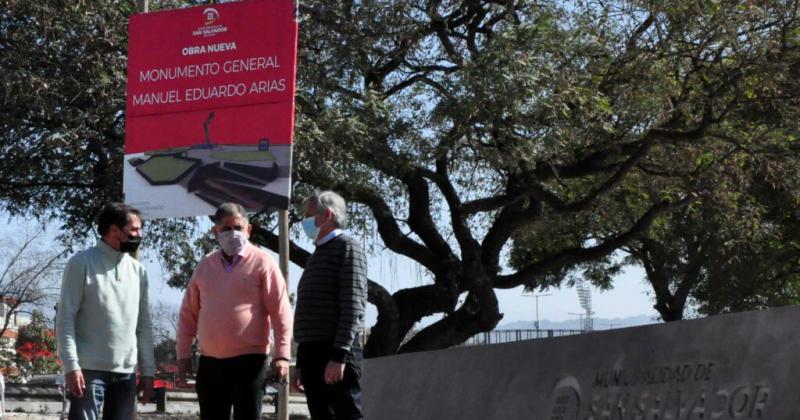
[316,229,343,246]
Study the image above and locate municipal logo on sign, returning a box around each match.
[204,8,219,25]
[193,7,227,37]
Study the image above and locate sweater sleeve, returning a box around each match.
[56,255,85,374]
[176,270,201,360]
[262,256,293,361]
[136,266,156,377]
[331,239,368,362]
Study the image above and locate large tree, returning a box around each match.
[282,0,800,354]
[626,166,800,322]
[511,125,800,322]
[510,22,800,322]
[2,0,799,357]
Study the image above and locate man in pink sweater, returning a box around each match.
[176,203,292,420]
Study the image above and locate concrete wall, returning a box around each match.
[363,306,800,420]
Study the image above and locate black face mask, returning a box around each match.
[120,235,142,254]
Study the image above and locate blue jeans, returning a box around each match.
[68,370,136,420]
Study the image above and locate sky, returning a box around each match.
[0,212,662,332]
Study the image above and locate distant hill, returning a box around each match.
[497,314,659,331]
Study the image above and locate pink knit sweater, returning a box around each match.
[176,244,292,360]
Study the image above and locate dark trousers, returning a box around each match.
[297,340,364,420]
[196,353,269,420]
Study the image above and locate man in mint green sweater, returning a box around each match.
[56,203,155,420]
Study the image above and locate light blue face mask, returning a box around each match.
[302,216,320,241]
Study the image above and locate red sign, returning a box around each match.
[124,0,298,218]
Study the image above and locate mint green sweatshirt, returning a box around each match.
[56,241,155,376]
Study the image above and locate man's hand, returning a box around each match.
[177,358,192,387]
[138,376,154,404]
[293,368,304,393]
[271,358,290,381]
[66,369,85,397]
[324,361,346,385]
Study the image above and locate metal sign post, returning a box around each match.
[277,210,290,420]
[136,0,148,13]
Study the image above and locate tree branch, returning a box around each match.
[364,280,399,358]
[399,284,502,353]
[481,195,541,275]
[528,134,657,212]
[495,194,701,288]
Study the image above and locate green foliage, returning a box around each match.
[14,311,59,377]
[0,0,213,243]
[507,0,800,320]
[689,172,800,316]
[0,1,133,237]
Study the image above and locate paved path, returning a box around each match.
[3,393,310,419]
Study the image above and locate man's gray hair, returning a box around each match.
[213,202,249,224]
[306,191,347,228]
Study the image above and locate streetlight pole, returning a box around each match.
[136,0,148,13]
[523,293,552,330]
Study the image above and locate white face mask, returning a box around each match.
[217,230,249,256]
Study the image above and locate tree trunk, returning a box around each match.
[398,285,502,353]
[654,299,685,322]
[363,281,399,358]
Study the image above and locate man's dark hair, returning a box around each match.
[97,203,142,236]
[212,202,248,224]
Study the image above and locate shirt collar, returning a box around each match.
[220,254,242,273]
[219,243,250,272]
[96,239,124,260]
[316,229,343,246]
